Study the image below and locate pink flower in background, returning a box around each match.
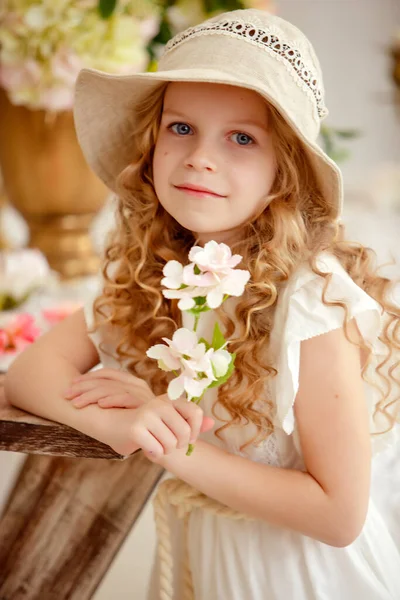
[51,49,84,87]
[0,314,41,355]
[0,59,42,95]
[42,302,82,325]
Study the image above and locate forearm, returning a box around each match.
[159,440,349,547]
[4,348,104,442]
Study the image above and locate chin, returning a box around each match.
[172,216,223,236]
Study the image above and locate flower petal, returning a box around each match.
[168,375,185,400]
[211,349,231,377]
[178,296,196,310]
[188,246,203,263]
[182,264,217,287]
[146,344,181,370]
[206,287,224,309]
[184,376,211,399]
[161,260,184,289]
[172,328,198,353]
[163,260,183,278]
[220,270,251,296]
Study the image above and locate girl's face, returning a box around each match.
[153,82,276,244]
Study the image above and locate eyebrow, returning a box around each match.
[162,110,268,132]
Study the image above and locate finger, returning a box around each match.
[72,369,144,386]
[160,410,192,450]
[200,416,215,433]
[69,387,122,407]
[130,426,164,458]
[147,419,180,455]
[69,394,100,408]
[174,400,204,444]
[65,381,118,400]
[99,394,144,408]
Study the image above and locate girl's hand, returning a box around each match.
[64,368,154,409]
[123,394,214,459]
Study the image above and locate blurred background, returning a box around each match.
[0,1,399,598]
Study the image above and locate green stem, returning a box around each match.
[193,314,200,332]
[185,392,205,455]
[186,443,195,456]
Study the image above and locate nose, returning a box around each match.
[184,138,217,172]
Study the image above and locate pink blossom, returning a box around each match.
[182,263,219,287]
[189,241,243,275]
[42,302,82,325]
[0,314,41,355]
[0,59,42,93]
[51,49,83,87]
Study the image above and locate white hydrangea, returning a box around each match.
[0,0,161,111]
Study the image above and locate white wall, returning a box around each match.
[277,0,400,190]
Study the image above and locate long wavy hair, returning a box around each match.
[91,83,400,449]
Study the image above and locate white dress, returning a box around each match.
[84,253,400,600]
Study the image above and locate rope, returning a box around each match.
[152,478,254,600]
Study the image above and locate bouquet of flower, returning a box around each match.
[0,0,161,111]
[146,241,250,455]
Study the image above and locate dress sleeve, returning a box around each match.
[81,267,124,370]
[273,253,383,437]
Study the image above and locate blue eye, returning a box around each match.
[169,122,192,135]
[232,132,254,146]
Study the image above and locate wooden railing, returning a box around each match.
[0,375,164,599]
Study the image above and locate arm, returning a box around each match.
[4,309,208,455]
[4,308,109,442]
[154,320,372,547]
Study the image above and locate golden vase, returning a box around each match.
[0,89,110,279]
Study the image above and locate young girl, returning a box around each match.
[5,8,400,600]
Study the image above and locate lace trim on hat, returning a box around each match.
[164,19,328,119]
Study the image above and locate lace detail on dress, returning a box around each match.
[164,19,328,119]
[254,432,281,466]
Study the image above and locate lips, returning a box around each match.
[174,183,226,197]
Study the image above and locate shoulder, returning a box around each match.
[273,251,382,344]
[271,252,383,436]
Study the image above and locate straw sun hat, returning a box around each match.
[74,8,343,218]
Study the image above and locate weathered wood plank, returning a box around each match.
[0,374,164,598]
[0,375,124,459]
[0,453,163,599]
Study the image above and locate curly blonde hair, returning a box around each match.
[91,83,400,449]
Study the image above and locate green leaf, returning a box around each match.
[98,0,117,19]
[0,292,30,311]
[209,353,236,388]
[211,322,226,350]
[194,296,207,306]
[334,129,360,139]
[194,264,201,275]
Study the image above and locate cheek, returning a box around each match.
[153,143,168,190]
[234,155,276,195]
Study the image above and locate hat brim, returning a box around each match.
[74,67,342,218]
